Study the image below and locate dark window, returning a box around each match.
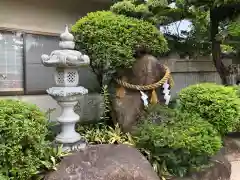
[0,29,100,95]
[24,33,59,94]
[0,30,58,95]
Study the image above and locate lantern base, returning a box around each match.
[53,139,87,152]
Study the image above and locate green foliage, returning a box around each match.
[76,123,135,145]
[228,21,240,37]
[100,85,111,122]
[45,108,56,121]
[0,99,59,179]
[221,44,235,53]
[72,11,168,84]
[111,0,240,58]
[234,85,240,97]
[168,96,181,109]
[221,20,240,55]
[186,0,240,57]
[186,0,240,8]
[77,104,222,177]
[34,145,70,180]
[110,0,211,57]
[140,104,176,123]
[233,85,240,131]
[0,174,9,180]
[184,10,211,57]
[179,83,240,135]
[133,104,222,177]
[111,0,194,26]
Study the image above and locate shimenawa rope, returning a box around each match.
[115,65,174,91]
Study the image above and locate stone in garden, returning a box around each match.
[44,144,160,180]
[112,54,167,132]
[170,149,231,180]
[41,25,90,147]
[74,93,104,122]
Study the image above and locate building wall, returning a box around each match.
[159,54,232,97]
[0,94,104,122]
[0,0,110,34]
[0,0,109,121]
[0,0,106,95]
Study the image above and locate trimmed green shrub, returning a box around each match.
[0,99,56,179]
[139,104,176,123]
[233,85,240,129]
[178,83,240,135]
[167,95,180,109]
[77,104,221,177]
[0,174,9,180]
[133,104,222,177]
[72,11,168,85]
[234,85,240,97]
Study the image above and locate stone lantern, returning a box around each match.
[41,25,90,150]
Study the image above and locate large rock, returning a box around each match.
[112,54,167,132]
[170,149,231,180]
[45,144,160,180]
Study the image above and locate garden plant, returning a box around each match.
[76,103,223,177]
[72,10,168,86]
[0,99,62,180]
[71,9,234,179]
[179,83,240,135]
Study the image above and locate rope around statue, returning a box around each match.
[115,65,174,105]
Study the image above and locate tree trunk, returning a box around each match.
[210,10,228,85]
[89,64,103,91]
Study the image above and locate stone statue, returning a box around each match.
[41,50,90,67]
[41,25,90,67]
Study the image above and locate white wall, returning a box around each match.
[0,95,61,120]
[0,0,110,34]
[0,0,110,121]
[159,54,233,97]
[0,94,104,122]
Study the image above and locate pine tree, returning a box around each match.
[111,0,240,84]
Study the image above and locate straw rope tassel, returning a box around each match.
[116,86,126,98]
[150,89,158,104]
[116,77,126,98]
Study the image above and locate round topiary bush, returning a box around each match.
[72,11,168,85]
[0,99,54,179]
[178,83,240,135]
[133,104,222,177]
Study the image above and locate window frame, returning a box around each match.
[0,27,59,96]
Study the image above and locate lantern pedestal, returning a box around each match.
[56,101,80,143]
